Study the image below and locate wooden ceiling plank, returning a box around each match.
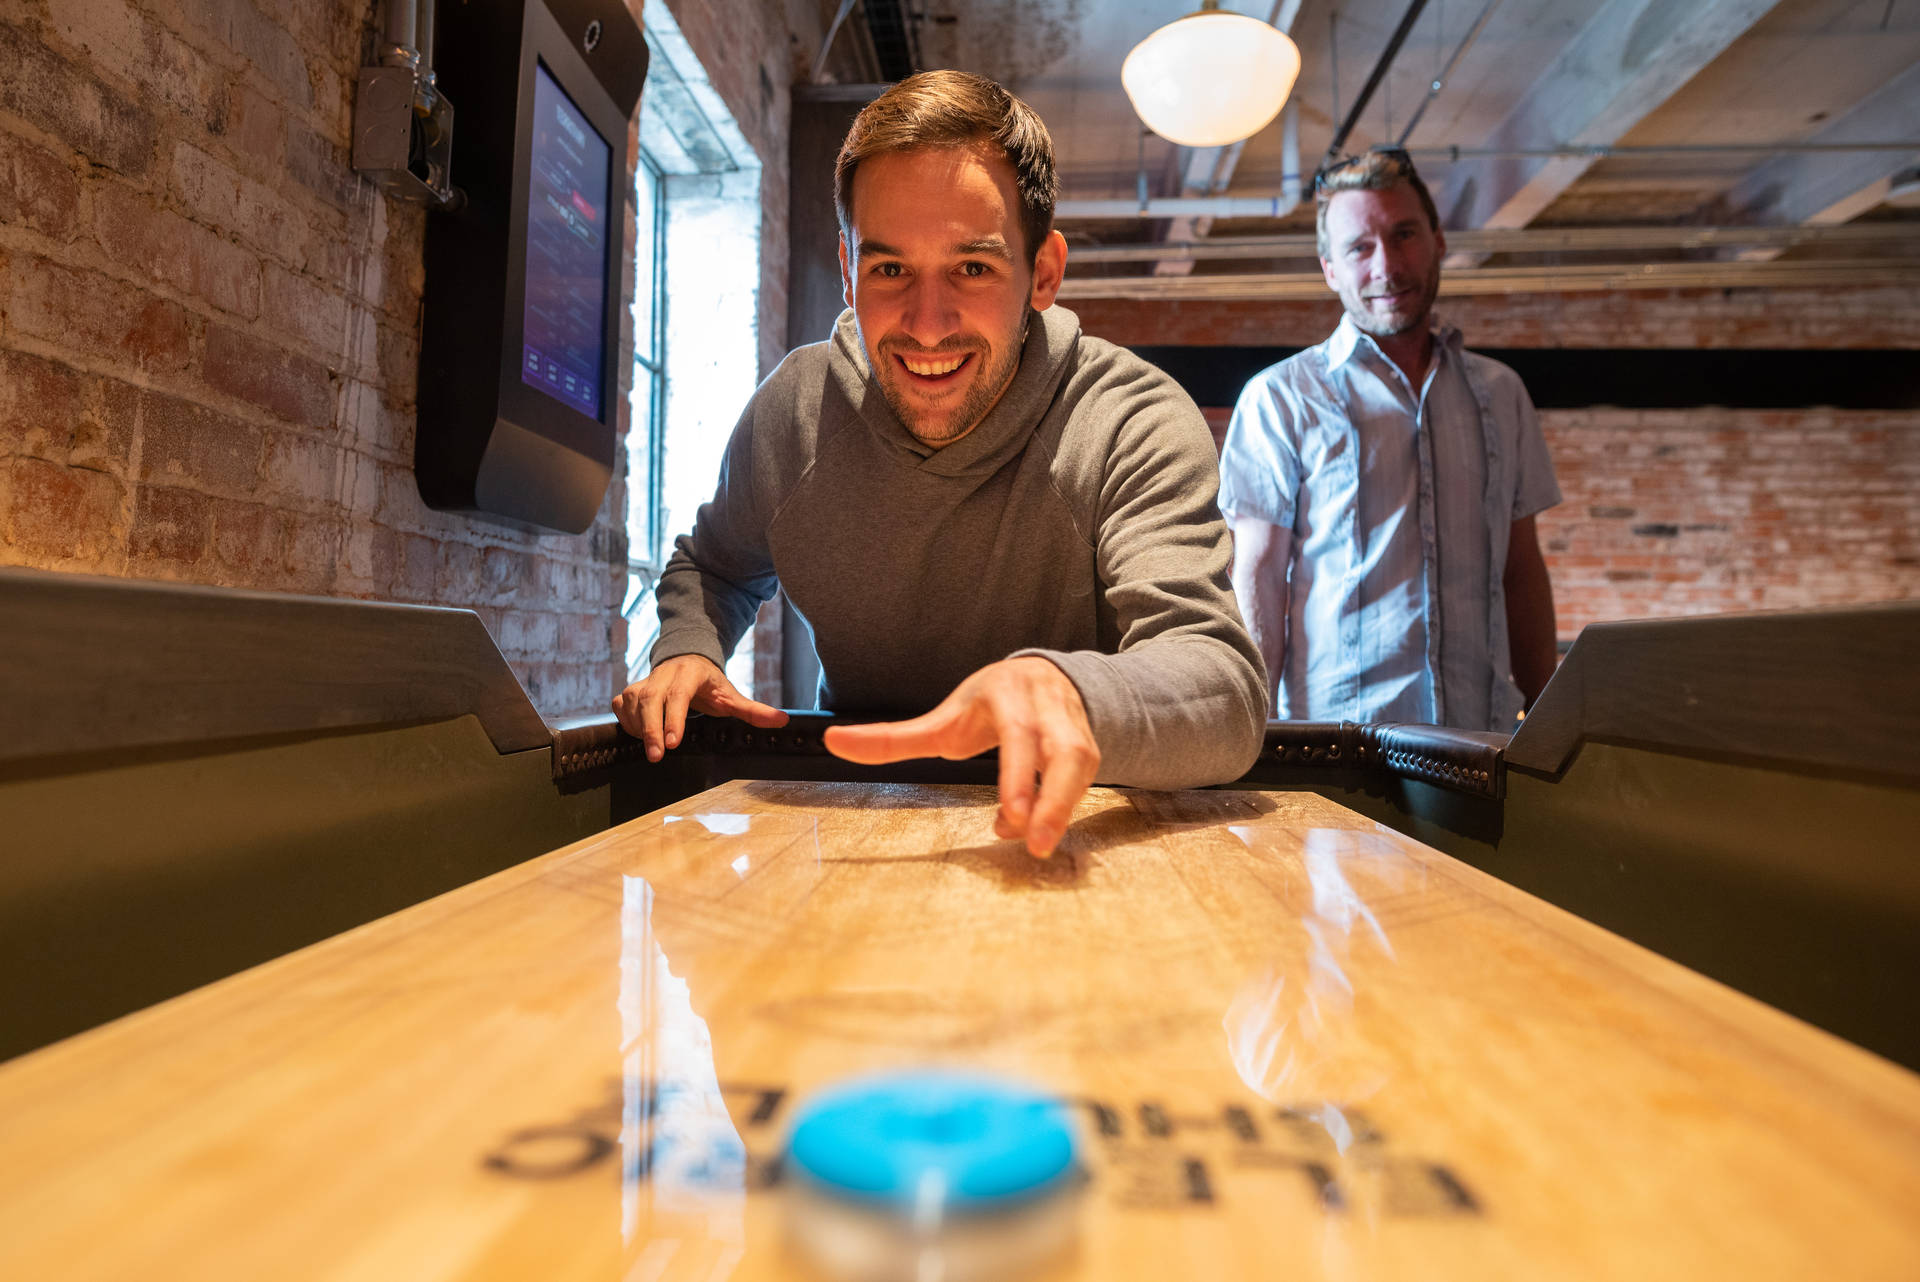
[1434,0,1786,263]
[1726,60,1920,262]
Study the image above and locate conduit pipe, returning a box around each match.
[1055,194,1305,220]
[1324,0,1429,162]
[416,0,435,74]
[1055,138,1920,219]
[1395,0,1501,146]
[383,0,418,64]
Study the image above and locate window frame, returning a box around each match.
[622,148,668,678]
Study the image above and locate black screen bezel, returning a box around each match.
[497,1,626,463]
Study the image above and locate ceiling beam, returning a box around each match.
[1725,60,1920,261]
[1433,0,1784,260]
[1067,221,1920,263]
[1056,257,1920,302]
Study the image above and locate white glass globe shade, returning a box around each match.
[1122,11,1302,148]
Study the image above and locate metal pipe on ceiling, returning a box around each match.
[1395,0,1501,146]
[1055,195,1308,219]
[1065,222,1920,261]
[1055,257,1920,301]
[1281,98,1301,207]
[811,0,862,83]
[1055,138,1920,219]
[1324,0,1431,163]
[1411,141,1920,159]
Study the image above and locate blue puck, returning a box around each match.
[785,1069,1078,1212]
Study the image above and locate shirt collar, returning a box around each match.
[1326,312,1462,370]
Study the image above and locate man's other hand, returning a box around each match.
[822,657,1099,859]
[611,655,789,763]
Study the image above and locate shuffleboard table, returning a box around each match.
[1,776,1917,1280]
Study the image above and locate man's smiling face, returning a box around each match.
[1319,182,1447,339]
[839,142,1066,448]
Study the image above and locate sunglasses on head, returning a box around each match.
[1313,145,1413,193]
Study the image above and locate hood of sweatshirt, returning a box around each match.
[827,303,1083,479]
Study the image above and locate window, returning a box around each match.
[621,10,763,694]
[622,153,667,675]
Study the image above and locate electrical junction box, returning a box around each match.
[415,0,647,534]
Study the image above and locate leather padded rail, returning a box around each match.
[552,713,1510,799]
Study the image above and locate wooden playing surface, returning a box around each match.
[2,780,1917,1281]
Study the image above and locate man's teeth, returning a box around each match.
[902,354,966,376]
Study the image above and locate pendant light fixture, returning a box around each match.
[1121,2,1302,148]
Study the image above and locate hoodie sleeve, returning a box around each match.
[1019,360,1269,789]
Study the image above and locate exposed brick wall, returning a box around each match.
[1540,408,1920,637]
[1072,285,1920,350]
[0,0,644,719]
[1100,288,1920,644]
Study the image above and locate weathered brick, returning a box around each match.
[227,0,314,110]
[438,539,484,598]
[220,79,285,169]
[71,377,141,478]
[137,388,264,494]
[283,509,343,591]
[335,444,382,514]
[341,519,398,593]
[378,202,427,319]
[561,610,600,658]
[396,531,438,598]
[144,0,312,110]
[203,322,334,427]
[1538,408,1920,638]
[171,141,297,257]
[260,261,346,353]
[0,349,85,460]
[92,180,262,318]
[338,380,409,455]
[285,119,358,211]
[308,58,347,136]
[373,319,418,395]
[6,456,126,563]
[481,544,526,602]
[209,496,290,576]
[6,254,193,373]
[128,482,210,568]
[1074,286,1920,351]
[0,131,81,241]
[522,554,555,600]
[44,0,222,129]
[259,430,341,505]
[0,24,158,177]
[511,610,562,654]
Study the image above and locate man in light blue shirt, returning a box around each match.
[1218,148,1560,731]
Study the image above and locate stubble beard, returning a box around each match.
[1344,258,1442,339]
[875,314,1029,448]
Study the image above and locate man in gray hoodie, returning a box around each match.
[611,71,1265,857]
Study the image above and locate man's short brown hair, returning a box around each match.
[834,70,1059,262]
[1314,148,1441,259]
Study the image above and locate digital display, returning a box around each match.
[522,63,610,420]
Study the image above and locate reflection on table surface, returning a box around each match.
[1,780,1917,1281]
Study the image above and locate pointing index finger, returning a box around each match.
[822,713,944,765]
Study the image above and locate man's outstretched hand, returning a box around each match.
[822,657,1099,859]
[611,654,789,762]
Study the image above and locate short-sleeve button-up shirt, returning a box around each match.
[1218,315,1560,730]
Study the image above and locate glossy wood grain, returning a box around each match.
[1,781,1915,1281]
